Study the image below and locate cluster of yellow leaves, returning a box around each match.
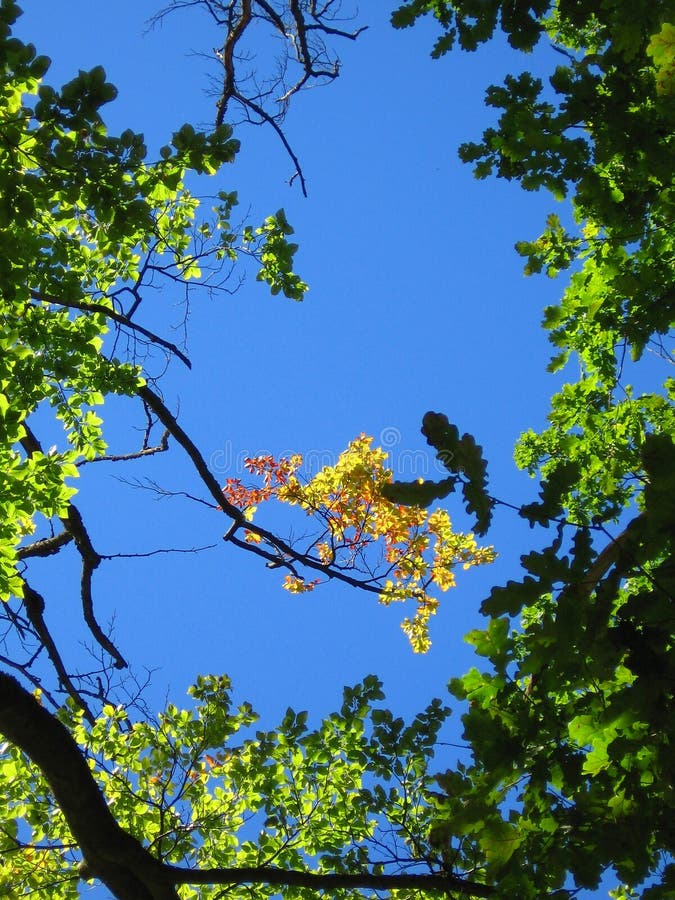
[222,435,495,651]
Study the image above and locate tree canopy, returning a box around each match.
[0,1,673,898]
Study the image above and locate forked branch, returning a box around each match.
[0,671,494,900]
[149,0,367,193]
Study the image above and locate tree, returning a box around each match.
[386,2,674,897]
[0,0,673,899]
[0,1,490,896]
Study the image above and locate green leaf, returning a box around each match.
[381,475,456,507]
[420,412,493,534]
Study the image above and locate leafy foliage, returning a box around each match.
[0,675,450,899]
[0,0,672,898]
[221,435,495,652]
[383,412,493,536]
[647,22,675,96]
[391,1,675,897]
[0,0,306,606]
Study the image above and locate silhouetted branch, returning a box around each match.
[138,384,246,519]
[19,426,128,672]
[0,673,179,900]
[101,545,217,560]
[233,88,308,194]
[20,581,95,723]
[75,430,170,467]
[149,0,366,191]
[29,291,192,369]
[0,653,59,709]
[167,863,495,896]
[0,672,495,900]
[214,0,252,128]
[62,505,128,671]
[17,531,73,560]
[138,384,390,595]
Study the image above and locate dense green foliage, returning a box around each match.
[0,0,305,597]
[390,1,674,897]
[1,674,449,898]
[0,0,672,898]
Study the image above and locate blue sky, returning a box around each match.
[12,1,590,895]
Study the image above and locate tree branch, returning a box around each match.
[75,428,169,467]
[137,384,246,520]
[29,291,192,369]
[0,672,179,900]
[62,505,127,670]
[152,0,366,193]
[20,426,128,671]
[233,88,308,195]
[214,0,253,129]
[0,671,494,900]
[20,580,95,724]
[17,530,73,560]
[167,863,495,896]
[137,384,392,595]
[580,513,646,597]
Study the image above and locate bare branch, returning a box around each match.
[0,653,59,709]
[113,476,219,509]
[63,505,128,672]
[17,531,73,560]
[29,291,192,369]
[101,545,217,560]
[138,384,246,520]
[20,581,95,724]
[19,426,128,671]
[233,88,308,195]
[74,429,169,467]
[149,0,366,191]
[214,0,253,129]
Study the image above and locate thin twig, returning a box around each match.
[29,291,192,369]
[101,545,217,560]
[75,430,170,467]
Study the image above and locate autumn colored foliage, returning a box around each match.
[221,435,495,652]
[1,1,673,898]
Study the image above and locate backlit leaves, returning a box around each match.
[391,2,674,897]
[0,677,449,898]
[0,7,307,603]
[222,435,495,651]
[0,1,672,898]
[647,22,675,96]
